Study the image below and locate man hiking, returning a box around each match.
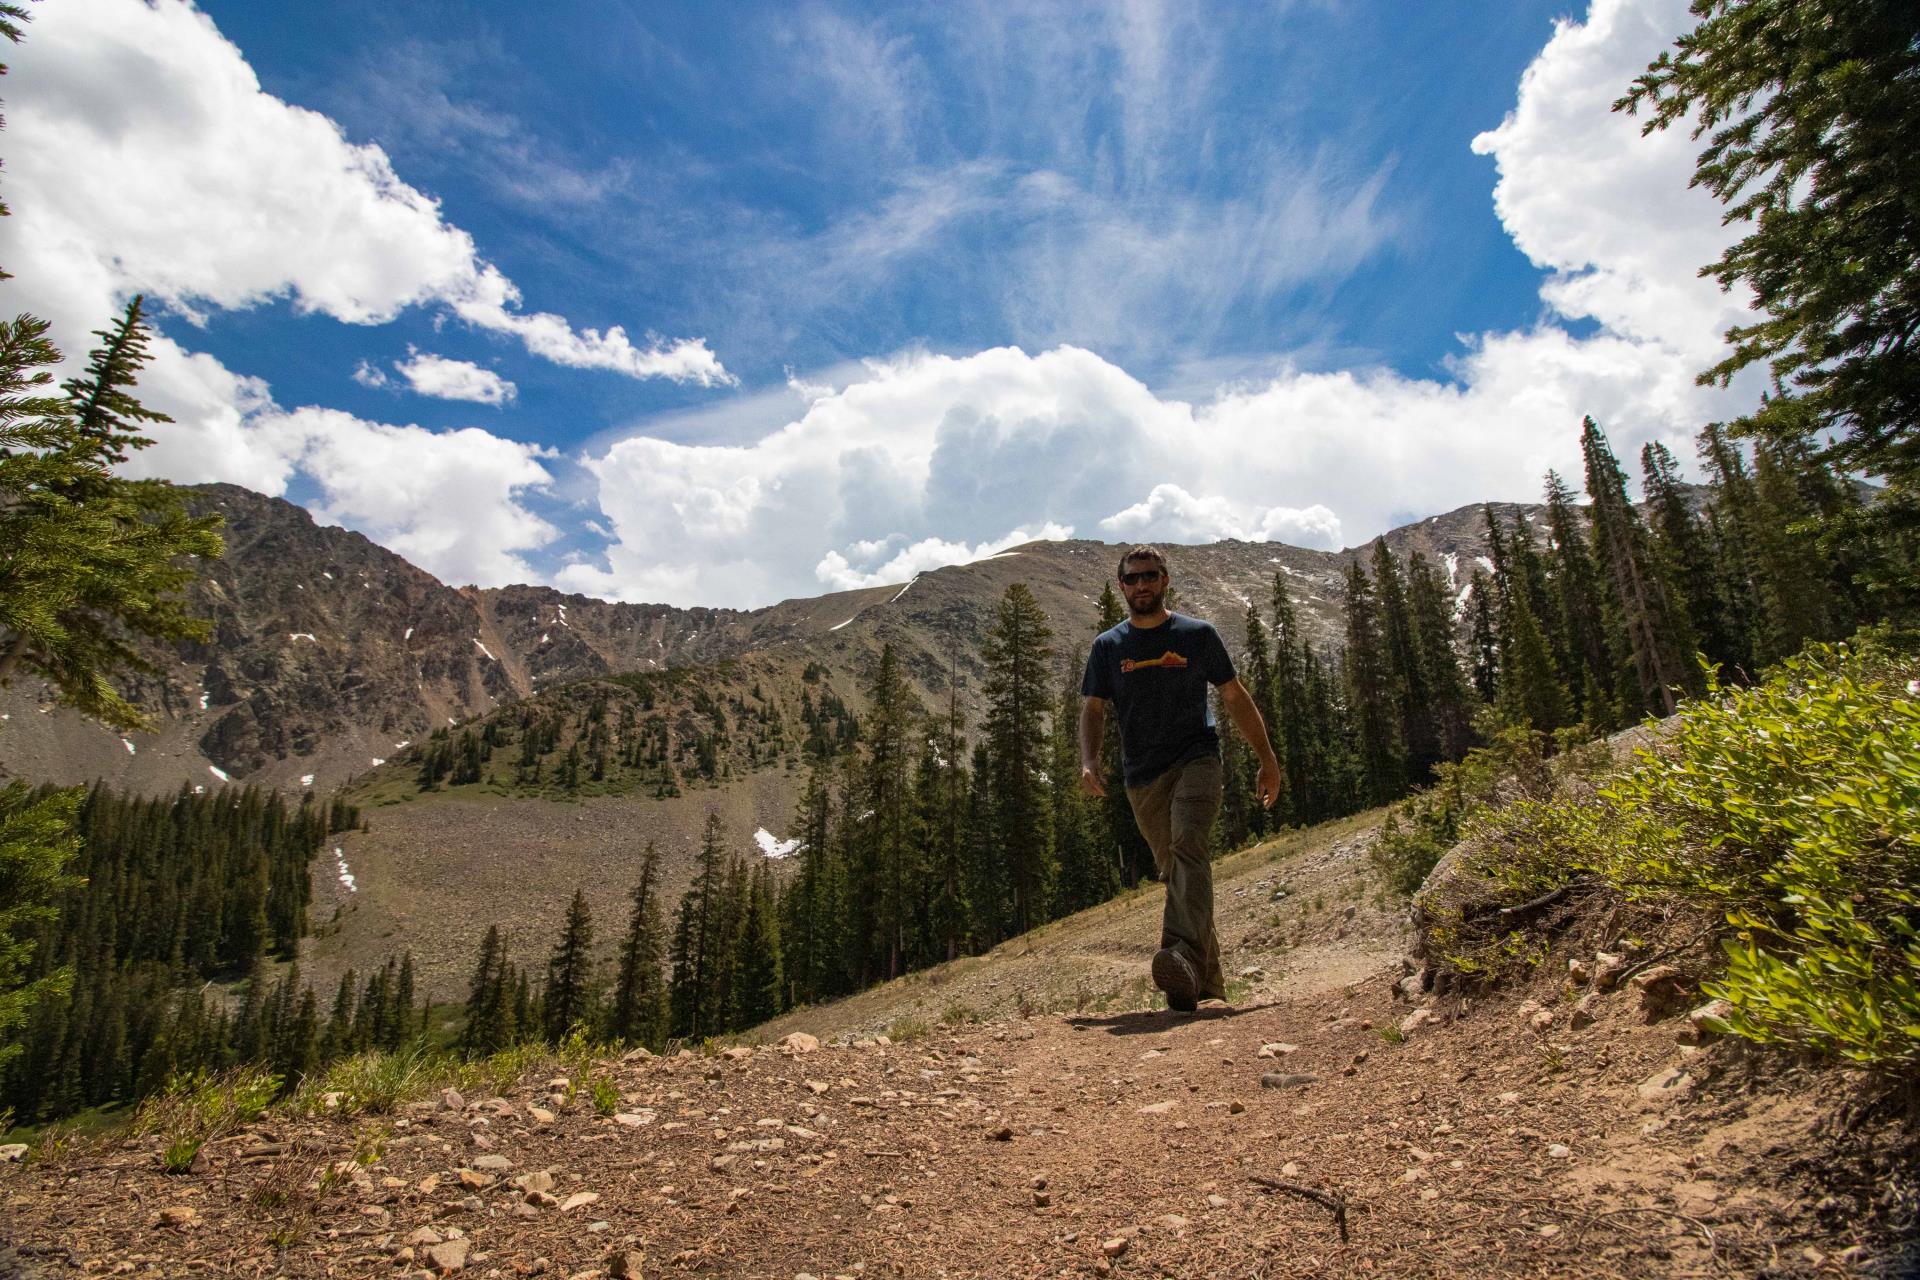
[1079,545,1283,1012]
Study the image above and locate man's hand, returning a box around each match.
[1257,757,1284,810]
[1080,764,1107,798]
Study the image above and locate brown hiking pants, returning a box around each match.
[1126,753,1226,1001]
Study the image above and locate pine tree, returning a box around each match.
[982,583,1055,935]
[1540,471,1617,725]
[0,300,225,729]
[1581,418,1700,715]
[669,813,728,1040]
[923,676,971,963]
[861,644,919,982]
[543,889,595,1041]
[779,758,840,1005]
[1405,550,1477,763]
[1370,539,1439,782]
[1094,581,1151,883]
[323,969,356,1060]
[0,783,79,1070]
[729,864,782,1030]
[610,845,669,1049]
[1748,435,1848,661]
[462,925,514,1055]
[1341,562,1403,805]
[1049,663,1110,913]
[1268,571,1315,825]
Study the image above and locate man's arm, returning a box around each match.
[1078,695,1108,798]
[1217,678,1284,809]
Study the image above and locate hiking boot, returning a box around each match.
[1152,947,1200,1013]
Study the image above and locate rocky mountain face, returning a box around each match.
[0,482,1548,798]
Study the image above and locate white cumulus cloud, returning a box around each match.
[394,350,517,406]
[558,0,1759,610]
[256,409,559,587]
[0,0,729,387]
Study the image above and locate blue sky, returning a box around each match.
[0,0,1756,606]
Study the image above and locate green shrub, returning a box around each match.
[886,1016,930,1043]
[1373,724,1559,896]
[290,1049,438,1116]
[590,1076,619,1116]
[1467,638,1920,1075]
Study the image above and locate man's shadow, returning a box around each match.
[1065,1002,1273,1037]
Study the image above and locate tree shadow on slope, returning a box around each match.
[1065,1002,1274,1036]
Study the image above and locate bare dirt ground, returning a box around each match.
[4,819,1914,1279]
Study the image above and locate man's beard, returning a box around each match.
[1127,587,1165,617]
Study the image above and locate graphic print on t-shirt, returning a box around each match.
[1120,651,1189,674]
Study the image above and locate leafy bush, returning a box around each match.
[1372,725,1561,896]
[1466,639,1920,1074]
[590,1076,619,1117]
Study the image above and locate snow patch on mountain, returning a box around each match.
[754,828,802,859]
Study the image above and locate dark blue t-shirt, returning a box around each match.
[1081,613,1237,787]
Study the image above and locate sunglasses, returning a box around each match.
[1120,568,1164,585]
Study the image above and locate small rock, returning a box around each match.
[1496,1091,1522,1106]
[613,1112,652,1128]
[1138,1101,1178,1115]
[423,1237,471,1273]
[1547,1143,1571,1159]
[1158,1214,1189,1232]
[154,1206,198,1228]
[1631,966,1690,1019]
[406,1227,444,1247]
[1260,1073,1319,1090]
[0,1144,27,1163]
[1032,1190,1051,1207]
[986,1126,1014,1142]
[440,1087,466,1112]
[1206,1194,1229,1209]
[1528,1009,1557,1033]
[1228,1100,1245,1115]
[529,1107,556,1124]
[456,1168,496,1190]
[1592,952,1627,991]
[721,1046,754,1061]
[1238,965,1265,980]
[561,1191,602,1213]
[1399,1008,1436,1036]
[1256,1042,1297,1058]
[513,1170,556,1195]
[606,1250,645,1279]
[780,1032,821,1054]
[1102,1237,1129,1259]
[1636,1065,1696,1111]
[1569,995,1598,1030]
[1687,998,1734,1039]
[547,1077,572,1092]
[472,1154,513,1172]
[621,1045,654,1063]
[1567,958,1591,985]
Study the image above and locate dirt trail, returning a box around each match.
[2,821,1906,1278]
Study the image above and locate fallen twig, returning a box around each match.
[1249,1175,1352,1243]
